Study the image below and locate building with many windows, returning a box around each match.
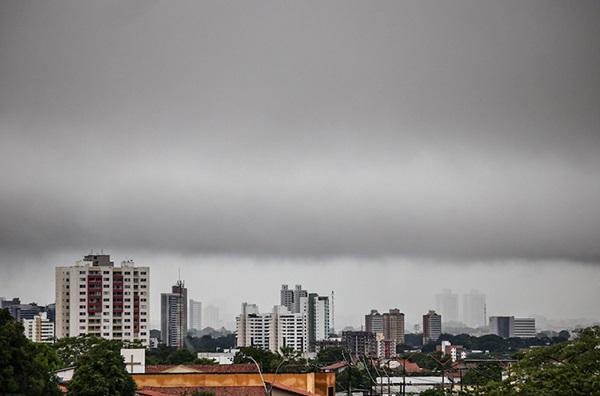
[161,280,188,348]
[236,303,307,353]
[422,310,442,344]
[55,254,150,345]
[23,312,55,343]
[365,308,405,345]
[489,316,536,338]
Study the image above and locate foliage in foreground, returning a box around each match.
[68,338,136,396]
[0,309,61,396]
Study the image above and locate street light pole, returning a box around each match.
[246,356,269,396]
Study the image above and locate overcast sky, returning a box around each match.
[1,0,599,329]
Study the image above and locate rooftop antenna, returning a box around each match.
[331,290,335,334]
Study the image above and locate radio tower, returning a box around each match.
[330,290,335,335]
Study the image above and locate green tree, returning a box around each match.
[482,326,600,395]
[233,346,280,372]
[68,339,136,396]
[0,309,61,396]
[54,335,105,367]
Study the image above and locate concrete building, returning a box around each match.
[306,293,330,352]
[342,330,377,357]
[236,303,272,350]
[23,312,55,343]
[236,303,307,353]
[365,308,405,345]
[489,316,514,338]
[462,290,486,328]
[204,304,220,329]
[270,305,308,353]
[279,284,308,314]
[489,316,536,338]
[423,310,442,344]
[435,289,459,323]
[161,280,187,348]
[55,254,150,345]
[514,318,536,338]
[189,299,202,331]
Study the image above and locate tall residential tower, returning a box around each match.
[55,254,150,345]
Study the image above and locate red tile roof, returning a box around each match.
[144,363,258,374]
[397,359,424,374]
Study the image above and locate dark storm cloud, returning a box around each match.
[1,0,600,261]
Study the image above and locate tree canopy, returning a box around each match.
[0,308,61,396]
[68,338,136,396]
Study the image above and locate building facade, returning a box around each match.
[161,280,188,348]
[423,310,442,344]
[55,254,150,345]
[365,308,405,345]
[342,331,377,357]
[189,299,202,331]
[204,304,220,329]
[462,290,486,328]
[236,303,307,353]
[23,312,55,343]
[435,289,459,323]
[513,318,536,338]
[489,316,536,338]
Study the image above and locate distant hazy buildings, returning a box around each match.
[490,316,536,338]
[23,312,54,343]
[462,290,486,328]
[55,254,150,345]
[161,280,187,348]
[204,304,220,329]
[189,299,202,331]
[365,308,405,345]
[423,310,442,344]
[435,289,459,323]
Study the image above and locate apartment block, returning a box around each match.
[55,254,150,345]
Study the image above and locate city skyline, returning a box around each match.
[1,1,600,332]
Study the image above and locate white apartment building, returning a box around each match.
[23,312,55,343]
[236,303,308,353]
[55,254,150,346]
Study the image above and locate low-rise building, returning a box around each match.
[23,312,55,343]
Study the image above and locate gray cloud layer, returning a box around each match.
[1,0,600,261]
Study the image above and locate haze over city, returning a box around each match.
[2,0,600,330]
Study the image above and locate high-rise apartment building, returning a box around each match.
[23,312,55,343]
[423,310,442,344]
[365,308,405,345]
[236,303,308,353]
[462,290,486,328]
[189,299,202,331]
[55,255,150,345]
[306,294,330,352]
[161,280,188,348]
[435,289,459,323]
[204,304,220,329]
[280,284,307,314]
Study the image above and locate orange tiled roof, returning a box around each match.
[144,363,258,374]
